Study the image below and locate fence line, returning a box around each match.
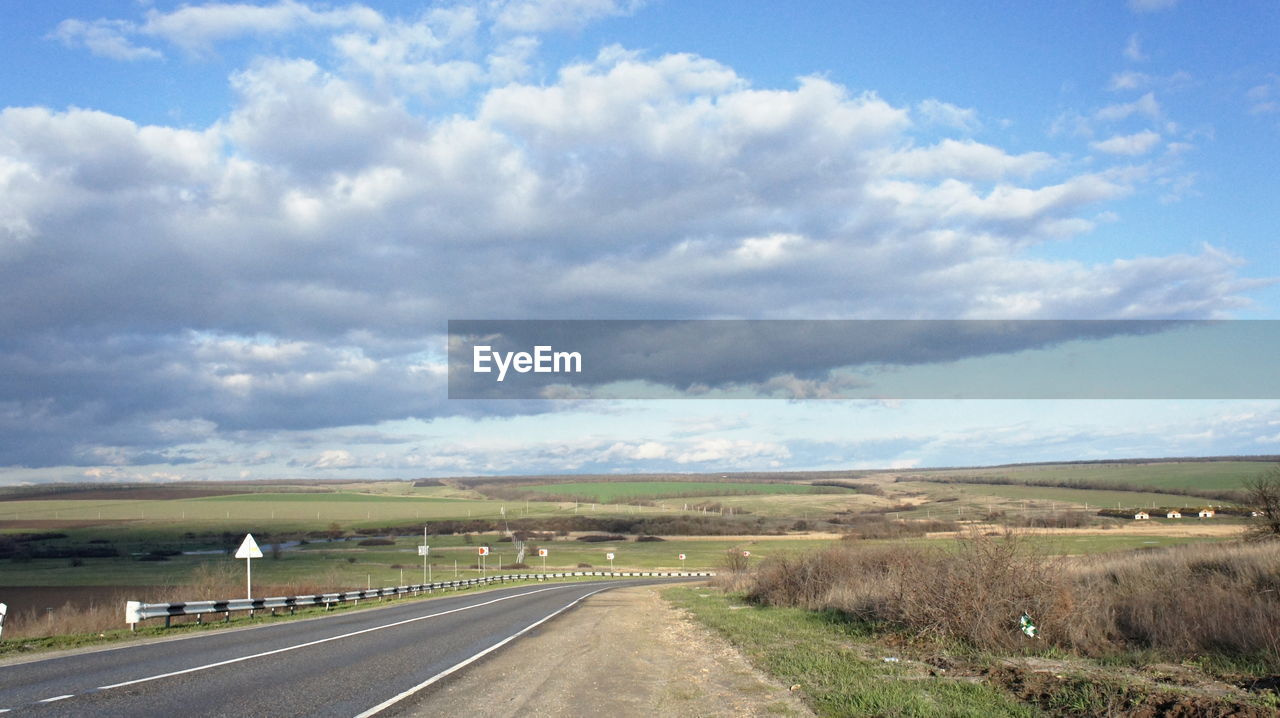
[125,570,714,629]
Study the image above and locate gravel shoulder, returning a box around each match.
[403,583,812,718]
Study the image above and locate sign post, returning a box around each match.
[678,553,686,571]
[419,538,430,584]
[478,546,489,577]
[538,547,548,572]
[606,552,615,573]
[235,533,263,599]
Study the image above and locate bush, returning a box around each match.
[356,538,395,546]
[576,534,626,542]
[635,535,665,542]
[748,532,1280,666]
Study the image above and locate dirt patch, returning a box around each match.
[403,585,812,717]
[656,532,846,542]
[929,523,1246,539]
[979,657,1277,717]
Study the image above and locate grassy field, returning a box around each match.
[519,481,842,502]
[922,460,1276,492]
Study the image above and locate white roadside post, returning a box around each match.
[538,547,548,572]
[606,552,615,573]
[419,543,430,584]
[235,533,263,599]
[678,553,686,571]
[0,602,6,638]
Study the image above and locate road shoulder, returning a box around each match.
[404,583,812,717]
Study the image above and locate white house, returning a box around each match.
[1198,508,1215,518]
[1134,511,1150,520]
[1166,510,1182,519]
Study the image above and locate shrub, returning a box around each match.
[356,538,395,546]
[635,535,665,542]
[747,533,1280,667]
[576,534,626,542]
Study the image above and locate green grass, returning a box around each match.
[926,461,1275,492]
[0,493,575,525]
[901,482,1224,511]
[520,481,841,502]
[0,534,842,588]
[665,586,1034,717]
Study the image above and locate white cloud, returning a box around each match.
[1095,92,1161,122]
[1123,33,1147,62]
[879,139,1054,181]
[494,0,640,33]
[915,99,981,133]
[52,19,163,61]
[1090,129,1161,155]
[674,439,790,464]
[1109,71,1151,91]
[140,0,385,54]
[1128,0,1178,12]
[1247,76,1280,115]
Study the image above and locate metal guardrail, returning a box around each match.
[125,570,715,628]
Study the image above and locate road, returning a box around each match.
[0,578,693,717]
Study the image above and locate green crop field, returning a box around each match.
[924,461,1276,492]
[519,481,841,502]
[900,482,1219,511]
[0,492,577,526]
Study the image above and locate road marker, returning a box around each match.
[235,534,263,599]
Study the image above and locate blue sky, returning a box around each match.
[0,0,1277,483]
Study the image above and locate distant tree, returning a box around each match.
[1243,466,1280,541]
[326,522,343,540]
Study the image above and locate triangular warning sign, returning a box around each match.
[235,533,263,559]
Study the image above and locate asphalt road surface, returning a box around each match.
[0,578,693,717]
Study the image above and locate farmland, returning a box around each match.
[515,480,843,502]
[0,458,1270,650]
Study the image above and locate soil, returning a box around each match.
[978,657,1278,717]
[403,585,812,717]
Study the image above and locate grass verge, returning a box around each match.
[663,585,1033,717]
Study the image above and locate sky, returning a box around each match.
[0,0,1278,484]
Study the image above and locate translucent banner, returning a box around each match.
[447,320,1280,400]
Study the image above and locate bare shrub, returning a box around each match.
[1243,466,1280,541]
[746,533,1280,666]
[1076,541,1280,660]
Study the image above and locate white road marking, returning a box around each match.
[96,584,589,691]
[352,586,613,718]
[38,695,74,703]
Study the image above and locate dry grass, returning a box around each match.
[747,531,1280,666]
[1,564,359,640]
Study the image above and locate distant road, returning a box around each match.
[0,578,693,717]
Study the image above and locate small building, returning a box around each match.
[1166,510,1182,519]
[1134,511,1150,520]
[1198,508,1215,518]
